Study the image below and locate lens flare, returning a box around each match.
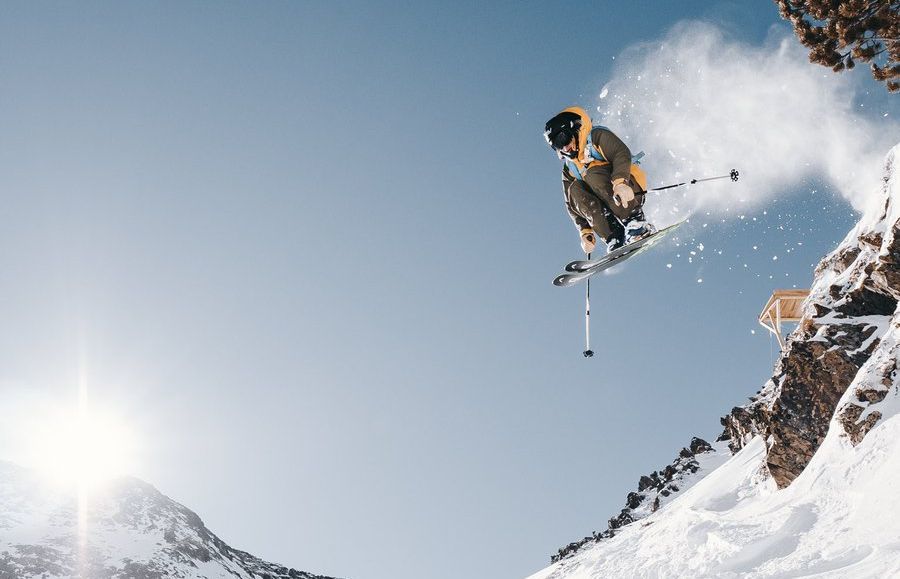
[27,405,137,489]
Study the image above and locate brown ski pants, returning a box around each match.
[568,166,645,241]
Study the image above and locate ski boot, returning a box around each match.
[623,211,657,244]
[604,234,626,253]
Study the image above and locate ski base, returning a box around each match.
[552,221,685,287]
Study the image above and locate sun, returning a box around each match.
[27,404,137,489]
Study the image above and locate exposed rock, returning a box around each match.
[839,404,883,445]
[765,324,880,486]
[871,225,900,301]
[719,145,900,487]
[836,325,900,445]
[550,437,717,563]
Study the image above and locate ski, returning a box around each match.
[564,221,685,272]
[553,221,685,287]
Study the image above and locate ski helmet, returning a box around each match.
[544,111,581,158]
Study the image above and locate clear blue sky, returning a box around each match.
[0,2,895,579]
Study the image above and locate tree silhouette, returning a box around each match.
[774,0,899,92]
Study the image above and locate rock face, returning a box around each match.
[720,145,900,488]
[550,437,721,563]
[0,462,340,579]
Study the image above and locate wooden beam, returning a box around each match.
[758,288,810,349]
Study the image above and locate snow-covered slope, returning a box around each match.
[550,438,729,563]
[530,418,900,578]
[528,143,900,579]
[0,462,339,579]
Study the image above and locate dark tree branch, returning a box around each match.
[773,0,899,91]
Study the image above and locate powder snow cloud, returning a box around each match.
[596,22,898,220]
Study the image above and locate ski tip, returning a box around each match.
[553,273,579,287]
[565,260,598,273]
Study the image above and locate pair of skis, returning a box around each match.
[552,221,685,287]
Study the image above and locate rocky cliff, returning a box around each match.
[720,144,899,487]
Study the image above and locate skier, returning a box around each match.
[544,107,655,254]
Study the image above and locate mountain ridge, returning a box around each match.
[0,460,341,579]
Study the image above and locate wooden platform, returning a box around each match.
[758,289,810,349]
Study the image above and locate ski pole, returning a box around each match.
[648,168,739,193]
[583,253,594,358]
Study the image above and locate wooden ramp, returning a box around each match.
[758,289,810,349]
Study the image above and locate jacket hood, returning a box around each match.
[559,106,592,159]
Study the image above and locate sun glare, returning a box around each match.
[28,406,137,489]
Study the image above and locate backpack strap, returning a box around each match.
[586,128,607,163]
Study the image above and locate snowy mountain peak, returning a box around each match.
[0,461,339,579]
